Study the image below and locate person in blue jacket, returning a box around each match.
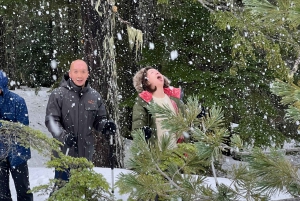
[0,70,33,201]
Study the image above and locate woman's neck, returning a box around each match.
[152,88,165,98]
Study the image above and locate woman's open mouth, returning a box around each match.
[157,75,163,81]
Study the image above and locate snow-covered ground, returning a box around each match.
[5,87,293,200]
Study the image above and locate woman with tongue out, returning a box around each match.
[131,67,185,148]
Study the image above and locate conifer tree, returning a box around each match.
[116,96,238,200]
[32,154,115,201]
[116,96,300,200]
[140,0,299,148]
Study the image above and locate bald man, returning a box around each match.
[45,59,116,184]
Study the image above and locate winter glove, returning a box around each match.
[196,106,206,119]
[142,126,152,140]
[102,120,117,135]
[64,133,76,147]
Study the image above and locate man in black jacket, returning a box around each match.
[45,59,116,181]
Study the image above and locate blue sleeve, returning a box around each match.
[16,97,29,126]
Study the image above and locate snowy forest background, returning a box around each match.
[1,0,300,200]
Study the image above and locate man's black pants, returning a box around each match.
[0,158,33,201]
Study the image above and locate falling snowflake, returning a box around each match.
[170,50,178,60]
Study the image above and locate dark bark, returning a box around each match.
[67,0,80,56]
[80,0,122,168]
[130,0,158,45]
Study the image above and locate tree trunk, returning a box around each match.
[67,0,80,57]
[0,16,5,76]
[80,0,122,168]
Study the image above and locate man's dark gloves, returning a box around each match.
[64,133,76,147]
[196,106,206,119]
[102,120,117,135]
[142,126,152,140]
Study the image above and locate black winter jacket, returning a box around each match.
[45,75,107,160]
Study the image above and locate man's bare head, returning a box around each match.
[69,60,89,87]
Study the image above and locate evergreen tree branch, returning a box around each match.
[270,79,300,122]
[0,120,61,159]
[243,0,300,27]
[289,54,300,78]
[285,106,300,122]
[270,79,300,105]
[197,0,215,12]
[196,0,241,13]
[32,153,114,200]
[154,163,184,190]
[247,148,300,197]
[211,156,219,187]
[203,105,225,131]
[212,0,297,79]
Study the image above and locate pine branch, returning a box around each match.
[211,156,219,187]
[243,0,300,28]
[270,79,300,122]
[228,164,260,200]
[118,129,212,199]
[154,163,183,191]
[146,101,192,137]
[197,0,240,13]
[243,0,277,13]
[285,106,300,122]
[45,168,113,201]
[270,79,300,105]
[211,0,299,77]
[203,105,225,131]
[0,120,61,158]
[197,0,215,12]
[247,148,300,196]
[230,134,244,150]
[146,96,226,140]
[32,152,113,200]
[193,127,230,160]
